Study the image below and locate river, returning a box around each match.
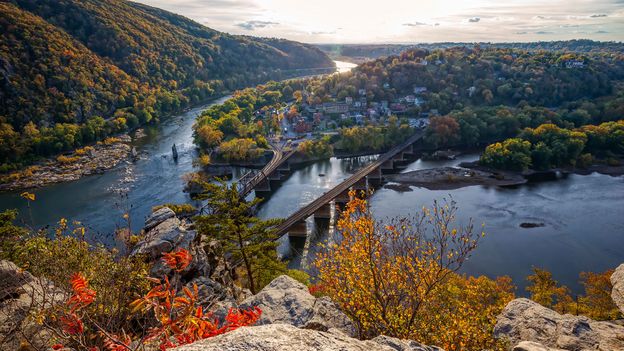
[258,154,624,294]
[1,59,622,293]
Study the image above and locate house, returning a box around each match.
[358,88,367,96]
[565,60,585,69]
[345,96,353,105]
[405,95,416,104]
[390,103,406,113]
[418,59,428,66]
[383,83,390,89]
[322,102,349,114]
[413,86,427,95]
[380,100,389,109]
[467,86,476,97]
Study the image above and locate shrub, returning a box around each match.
[153,203,197,217]
[314,192,513,350]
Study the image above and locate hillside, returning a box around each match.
[0,0,333,170]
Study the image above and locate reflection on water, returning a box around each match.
[265,154,624,294]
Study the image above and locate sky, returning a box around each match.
[135,0,624,43]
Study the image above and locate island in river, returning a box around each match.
[384,166,527,191]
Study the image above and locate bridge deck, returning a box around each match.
[238,143,296,197]
[274,130,425,236]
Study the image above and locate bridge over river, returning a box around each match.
[237,129,426,237]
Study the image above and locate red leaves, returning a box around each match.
[60,313,84,335]
[51,344,65,350]
[67,272,96,312]
[162,249,192,272]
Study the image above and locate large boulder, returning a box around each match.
[0,260,64,350]
[172,323,443,351]
[611,264,624,315]
[240,275,356,336]
[512,341,566,351]
[494,298,624,351]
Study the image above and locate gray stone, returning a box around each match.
[0,260,64,350]
[512,341,566,351]
[144,207,177,231]
[611,263,624,315]
[172,323,443,351]
[241,275,356,336]
[494,298,624,351]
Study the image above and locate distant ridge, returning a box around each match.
[0,0,333,169]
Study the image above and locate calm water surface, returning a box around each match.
[260,154,624,294]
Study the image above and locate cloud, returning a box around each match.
[236,20,279,30]
[595,30,610,33]
[535,30,554,34]
[403,21,427,26]
[590,14,608,17]
[468,17,480,23]
[515,31,528,34]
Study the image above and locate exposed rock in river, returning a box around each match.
[494,298,624,350]
[0,135,132,191]
[386,166,526,190]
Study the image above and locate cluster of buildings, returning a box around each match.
[286,85,434,135]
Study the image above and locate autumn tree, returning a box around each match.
[526,267,573,313]
[314,192,514,350]
[425,116,460,148]
[578,270,621,320]
[194,181,286,293]
[195,124,224,149]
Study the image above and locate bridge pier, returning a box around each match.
[314,203,331,220]
[288,220,308,238]
[367,167,383,187]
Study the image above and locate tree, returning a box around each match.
[195,124,224,149]
[526,267,573,313]
[425,116,460,148]
[314,192,513,350]
[578,270,621,320]
[480,138,532,171]
[194,181,285,294]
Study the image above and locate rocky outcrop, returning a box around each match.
[494,298,624,351]
[0,260,64,350]
[241,275,356,337]
[611,264,624,315]
[512,341,566,351]
[131,207,241,309]
[172,323,442,351]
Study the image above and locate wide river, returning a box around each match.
[1,59,622,294]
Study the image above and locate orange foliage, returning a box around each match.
[51,250,260,350]
[162,248,192,272]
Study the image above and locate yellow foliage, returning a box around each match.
[314,193,513,350]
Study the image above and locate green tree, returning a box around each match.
[194,181,285,293]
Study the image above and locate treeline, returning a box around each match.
[338,116,414,153]
[305,47,624,114]
[480,120,624,171]
[318,40,624,60]
[0,0,332,171]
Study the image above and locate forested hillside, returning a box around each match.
[0,0,333,170]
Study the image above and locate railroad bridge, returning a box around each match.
[272,130,426,238]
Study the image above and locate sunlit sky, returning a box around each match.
[135,0,624,43]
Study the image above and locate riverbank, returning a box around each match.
[0,136,132,191]
[459,159,624,178]
[385,166,526,191]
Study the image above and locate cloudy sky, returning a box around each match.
[135,0,624,43]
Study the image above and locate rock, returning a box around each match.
[611,264,624,315]
[172,323,443,351]
[241,275,356,337]
[494,298,624,351]
[0,260,64,350]
[512,341,566,351]
[144,207,177,231]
